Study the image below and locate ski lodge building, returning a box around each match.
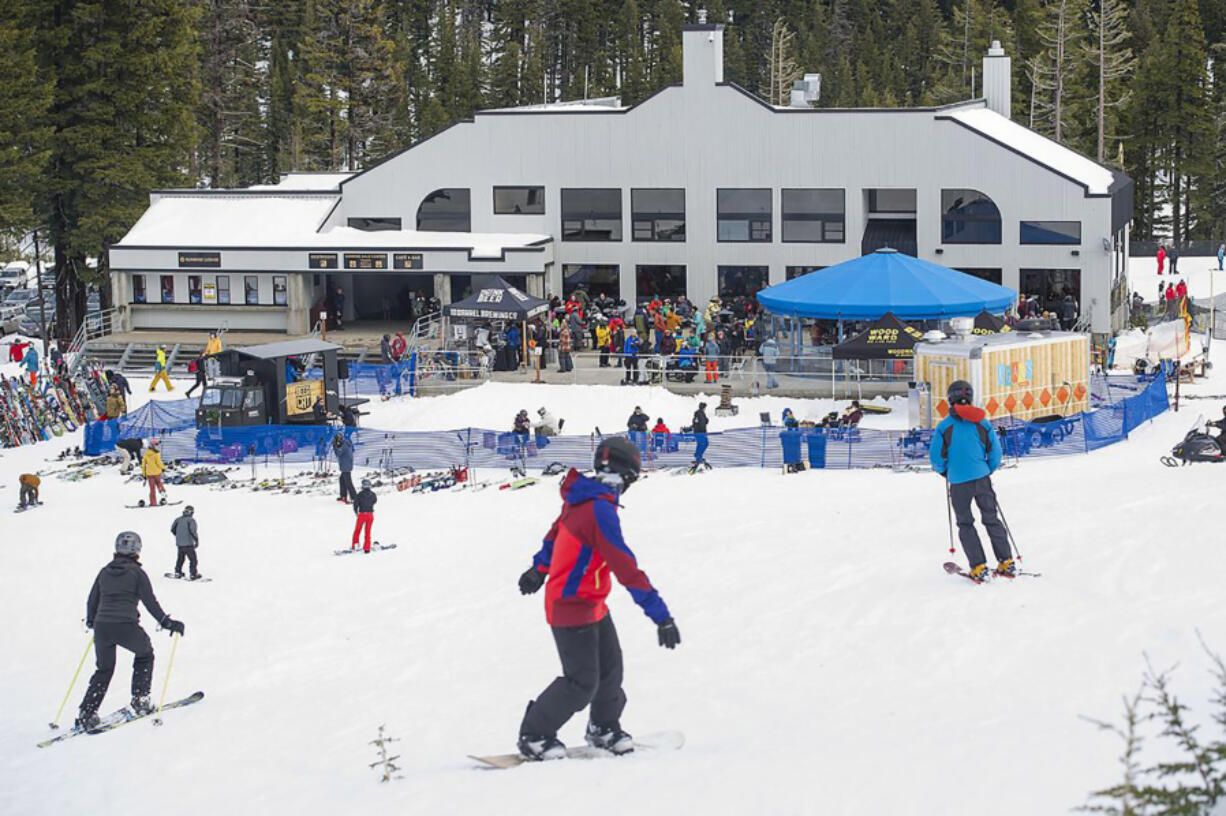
[108,25,1133,339]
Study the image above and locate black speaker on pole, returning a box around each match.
[337,359,350,379]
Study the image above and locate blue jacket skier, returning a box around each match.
[929,380,1012,581]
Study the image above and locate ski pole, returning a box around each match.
[152,632,181,727]
[990,483,1023,562]
[49,636,93,729]
[944,477,956,555]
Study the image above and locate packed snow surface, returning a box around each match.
[1,356,1224,815]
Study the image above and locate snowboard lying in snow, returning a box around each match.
[470,730,684,769]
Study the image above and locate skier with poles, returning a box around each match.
[170,506,201,580]
[929,380,1013,582]
[515,437,680,761]
[75,531,185,730]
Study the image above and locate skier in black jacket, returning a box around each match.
[626,407,649,433]
[351,478,378,553]
[76,532,185,730]
[691,402,710,470]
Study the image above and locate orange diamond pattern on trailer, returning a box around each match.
[1004,394,1017,413]
[1021,392,1034,409]
[936,399,949,418]
[1074,383,1087,400]
[985,397,999,416]
[1040,389,1051,407]
[1057,386,1069,404]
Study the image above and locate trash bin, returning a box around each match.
[806,430,827,469]
[779,429,802,466]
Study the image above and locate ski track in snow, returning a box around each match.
[1,347,1225,815]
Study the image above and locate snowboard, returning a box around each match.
[943,561,1042,582]
[14,502,44,513]
[164,573,213,583]
[499,477,539,491]
[37,691,204,748]
[126,500,184,509]
[470,731,684,770]
[334,542,398,556]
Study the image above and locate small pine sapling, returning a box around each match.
[369,724,403,783]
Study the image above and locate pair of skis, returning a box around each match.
[942,561,1042,583]
[37,691,204,748]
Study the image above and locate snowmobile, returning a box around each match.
[1160,417,1225,467]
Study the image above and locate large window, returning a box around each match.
[188,275,202,304]
[718,189,772,242]
[955,268,1002,284]
[631,189,685,242]
[942,189,1001,244]
[1021,268,1081,314]
[133,275,146,304]
[562,188,622,241]
[216,275,230,305]
[1020,220,1081,245]
[782,189,844,243]
[718,266,769,298]
[868,189,916,213]
[348,217,402,231]
[273,276,287,306]
[244,276,259,305]
[160,275,175,304]
[786,265,826,280]
[416,189,471,232]
[450,275,472,302]
[635,265,686,301]
[494,186,545,215]
[563,265,620,299]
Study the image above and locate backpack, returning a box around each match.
[941,420,992,464]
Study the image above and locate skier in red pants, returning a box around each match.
[351,478,377,552]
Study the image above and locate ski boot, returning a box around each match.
[967,563,990,583]
[585,722,635,755]
[74,710,100,731]
[130,695,154,716]
[994,559,1017,579]
[517,733,566,761]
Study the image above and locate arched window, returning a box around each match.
[941,189,1001,244]
[416,188,471,232]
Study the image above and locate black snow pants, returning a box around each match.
[175,547,199,576]
[79,622,154,716]
[338,471,357,502]
[950,476,1012,568]
[520,615,626,738]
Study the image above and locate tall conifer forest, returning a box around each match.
[0,0,1223,335]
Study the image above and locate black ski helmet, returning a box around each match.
[115,531,142,556]
[947,380,974,406]
[184,505,194,516]
[594,437,642,490]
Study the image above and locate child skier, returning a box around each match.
[141,438,166,507]
[170,506,200,579]
[515,437,680,761]
[351,478,377,552]
[929,380,1012,582]
[18,473,41,509]
[75,531,185,730]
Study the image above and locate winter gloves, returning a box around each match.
[657,618,681,649]
[162,618,186,636]
[518,567,546,595]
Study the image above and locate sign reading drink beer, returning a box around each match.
[178,251,221,268]
[343,252,387,270]
[393,253,423,270]
[309,253,338,269]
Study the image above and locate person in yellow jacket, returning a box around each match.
[141,439,167,507]
[203,331,222,356]
[104,385,126,420]
[203,331,223,380]
[595,323,611,368]
[150,346,174,392]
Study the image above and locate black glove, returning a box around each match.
[657,618,681,649]
[518,567,546,595]
[163,618,185,636]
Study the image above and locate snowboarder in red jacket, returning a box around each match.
[515,437,680,761]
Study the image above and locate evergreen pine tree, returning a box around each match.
[1161,0,1212,242]
[1081,0,1136,164]
[1026,0,1089,145]
[0,3,52,245]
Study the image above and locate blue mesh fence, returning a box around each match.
[83,374,1169,470]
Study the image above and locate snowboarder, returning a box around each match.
[150,346,173,392]
[333,433,356,504]
[351,478,377,553]
[75,531,185,730]
[515,437,680,761]
[691,402,710,467]
[116,437,143,474]
[141,438,166,507]
[929,380,1012,582]
[18,473,41,509]
[170,506,200,580]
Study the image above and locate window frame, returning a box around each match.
[717,188,772,243]
[561,188,623,242]
[562,264,621,299]
[133,274,146,304]
[634,264,687,301]
[244,275,259,306]
[160,275,175,304]
[273,275,288,306]
[216,275,230,305]
[1019,220,1082,245]
[631,188,686,242]
[416,188,472,232]
[188,275,203,304]
[781,189,845,244]
[493,186,546,215]
[717,265,770,298]
[347,217,403,232]
[941,189,1002,245]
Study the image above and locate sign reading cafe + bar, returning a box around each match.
[308,253,338,269]
[393,253,423,270]
[178,251,221,268]
[344,253,387,270]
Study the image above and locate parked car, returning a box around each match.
[17,316,48,337]
[25,297,54,321]
[0,303,20,334]
[4,288,40,309]
[0,261,29,290]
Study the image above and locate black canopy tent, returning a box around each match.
[442,275,549,370]
[973,310,1010,334]
[832,312,926,359]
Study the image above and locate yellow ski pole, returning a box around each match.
[152,632,180,727]
[50,636,94,730]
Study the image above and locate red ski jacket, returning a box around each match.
[530,469,670,628]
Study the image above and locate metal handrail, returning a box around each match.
[68,307,118,375]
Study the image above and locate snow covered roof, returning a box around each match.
[248,172,356,191]
[114,194,550,257]
[483,96,625,114]
[940,106,1116,195]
